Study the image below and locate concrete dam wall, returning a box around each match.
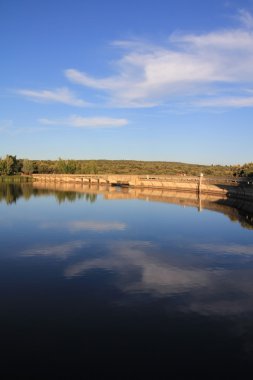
[32,174,253,200]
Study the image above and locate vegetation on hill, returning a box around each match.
[0,155,253,177]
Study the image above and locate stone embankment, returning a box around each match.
[32,174,253,200]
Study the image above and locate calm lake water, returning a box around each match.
[1,182,253,377]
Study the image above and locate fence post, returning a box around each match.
[198,173,203,195]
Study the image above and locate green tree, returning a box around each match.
[0,158,5,175]
[7,156,15,174]
[57,158,76,174]
[0,155,18,175]
[22,159,34,175]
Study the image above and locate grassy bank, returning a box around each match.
[0,175,32,183]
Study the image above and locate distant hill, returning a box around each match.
[1,156,253,177]
[31,159,253,177]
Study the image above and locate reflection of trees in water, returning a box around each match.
[0,183,98,205]
[230,212,253,230]
[55,191,82,203]
[54,191,97,204]
[227,213,253,230]
[85,193,97,203]
[0,183,32,204]
[1,183,252,229]
[215,199,253,230]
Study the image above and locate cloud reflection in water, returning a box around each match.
[20,216,253,318]
[62,240,253,316]
[23,240,86,259]
[40,220,127,232]
[194,243,253,256]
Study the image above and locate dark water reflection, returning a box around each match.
[1,183,253,377]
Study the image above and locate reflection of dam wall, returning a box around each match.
[104,188,224,203]
[105,188,253,227]
[32,174,253,200]
[32,182,223,204]
[32,182,253,229]
[33,181,110,195]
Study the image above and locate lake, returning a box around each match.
[1,182,253,377]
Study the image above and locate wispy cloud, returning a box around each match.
[64,10,253,109]
[13,10,253,111]
[194,95,253,108]
[16,87,90,107]
[38,115,128,128]
[237,8,253,29]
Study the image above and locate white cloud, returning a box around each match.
[16,87,90,107]
[38,115,128,128]
[65,69,122,90]
[195,95,253,108]
[64,14,253,108]
[171,29,253,50]
[14,10,253,111]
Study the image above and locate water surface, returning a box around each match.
[1,183,253,377]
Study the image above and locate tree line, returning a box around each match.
[0,155,34,176]
[0,154,253,177]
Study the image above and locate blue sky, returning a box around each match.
[1,0,253,164]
